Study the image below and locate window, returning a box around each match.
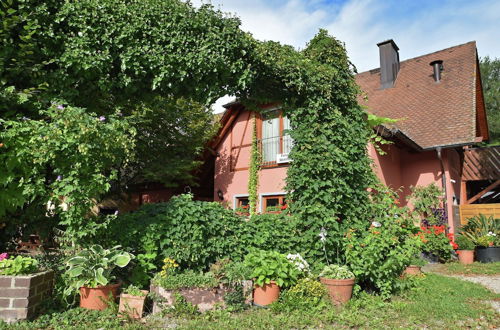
[262,194,287,213]
[260,109,293,165]
[98,207,118,216]
[236,196,249,208]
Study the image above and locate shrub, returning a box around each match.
[417,225,454,261]
[407,184,445,226]
[455,235,475,250]
[244,250,299,288]
[101,194,245,285]
[98,195,304,286]
[271,278,327,312]
[345,186,423,297]
[242,213,303,255]
[153,271,218,290]
[461,214,500,247]
[223,285,247,312]
[122,284,146,296]
[319,264,354,279]
[289,278,327,298]
[0,255,38,275]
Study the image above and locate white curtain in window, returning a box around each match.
[282,116,293,155]
[262,114,279,162]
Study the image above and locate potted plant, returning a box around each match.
[404,256,426,275]
[319,264,355,305]
[119,284,148,319]
[235,205,250,216]
[475,234,499,263]
[455,235,475,264]
[265,206,281,214]
[461,215,499,263]
[65,245,134,310]
[244,250,298,306]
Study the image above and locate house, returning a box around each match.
[212,40,490,233]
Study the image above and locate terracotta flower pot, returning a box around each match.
[457,250,474,265]
[253,281,280,306]
[320,277,355,305]
[79,282,121,310]
[118,291,148,319]
[404,265,422,275]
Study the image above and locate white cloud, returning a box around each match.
[195,0,500,112]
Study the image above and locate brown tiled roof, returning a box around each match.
[356,41,482,150]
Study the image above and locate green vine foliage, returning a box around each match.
[1,1,374,253]
[0,105,134,242]
[247,116,260,216]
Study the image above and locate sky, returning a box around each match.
[195,0,500,112]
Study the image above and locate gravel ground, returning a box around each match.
[422,263,500,294]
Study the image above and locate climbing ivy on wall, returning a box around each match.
[1,1,375,253]
[247,115,260,216]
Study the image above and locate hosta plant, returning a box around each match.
[244,250,298,288]
[319,265,354,280]
[65,245,133,294]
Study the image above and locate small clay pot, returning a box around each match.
[457,250,474,265]
[118,291,148,319]
[79,282,121,310]
[320,277,355,305]
[404,265,422,276]
[253,281,280,306]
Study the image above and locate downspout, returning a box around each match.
[436,147,449,231]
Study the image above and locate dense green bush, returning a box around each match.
[100,194,244,285]
[345,186,422,297]
[271,278,327,312]
[99,195,307,286]
[242,213,303,254]
[244,250,299,288]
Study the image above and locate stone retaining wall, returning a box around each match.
[0,270,54,323]
[150,280,253,313]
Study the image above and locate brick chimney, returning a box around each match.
[377,39,400,89]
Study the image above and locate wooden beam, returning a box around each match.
[465,179,500,204]
[460,180,467,205]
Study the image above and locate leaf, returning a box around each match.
[114,254,131,267]
[95,267,107,286]
[67,266,85,278]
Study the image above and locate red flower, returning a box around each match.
[242,205,249,209]
[280,204,288,210]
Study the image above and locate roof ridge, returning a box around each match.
[356,41,476,75]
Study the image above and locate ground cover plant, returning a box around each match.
[7,274,494,329]
[165,274,500,329]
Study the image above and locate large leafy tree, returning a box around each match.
[1,0,374,255]
[480,56,500,144]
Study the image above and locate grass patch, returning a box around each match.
[4,275,498,329]
[171,274,499,329]
[435,262,500,276]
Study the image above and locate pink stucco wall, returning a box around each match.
[214,109,462,232]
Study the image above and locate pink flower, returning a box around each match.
[0,253,8,261]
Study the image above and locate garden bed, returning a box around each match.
[0,270,54,323]
[6,274,499,329]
